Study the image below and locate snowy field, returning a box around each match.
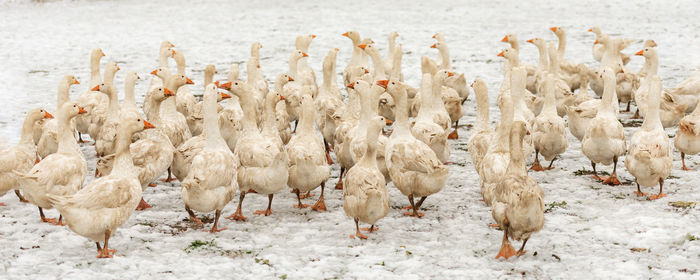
[1,0,700,279]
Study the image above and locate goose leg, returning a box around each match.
[78,132,88,143]
[530,150,545,171]
[299,190,313,199]
[496,219,516,259]
[415,196,427,209]
[403,194,424,218]
[648,179,667,200]
[254,194,274,216]
[324,139,334,165]
[625,101,631,112]
[160,167,177,182]
[546,158,556,170]
[632,109,641,119]
[185,205,203,226]
[448,120,459,139]
[97,229,116,258]
[312,183,327,211]
[602,157,622,185]
[209,209,227,233]
[361,224,380,233]
[634,182,647,197]
[51,215,65,226]
[590,162,602,181]
[334,167,345,190]
[95,242,102,253]
[225,192,247,221]
[15,190,29,203]
[293,189,311,208]
[351,218,367,239]
[681,152,693,171]
[39,207,57,224]
[516,238,529,257]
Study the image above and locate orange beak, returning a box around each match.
[143,120,155,129]
[369,40,375,44]
[501,35,508,42]
[302,52,309,57]
[78,106,87,114]
[259,44,263,48]
[357,44,367,50]
[214,80,220,87]
[150,69,159,75]
[186,77,194,84]
[526,130,531,135]
[169,43,175,48]
[527,39,534,43]
[385,119,393,126]
[587,28,593,32]
[91,85,100,91]
[279,95,285,101]
[311,35,317,38]
[550,27,558,32]
[430,43,437,48]
[44,111,54,119]
[164,88,175,96]
[100,51,106,57]
[469,82,474,87]
[497,51,504,57]
[257,64,261,69]
[218,82,232,90]
[116,66,120,71]
[334,48,339,52]
[594,40,599,44]
[347,83,354,89]
[288,76,294,81]
[376,80,389,89]
[221,93,232,99]
[635,50,644,56]
[447,72,455,77]
[171,50,176,56]
[620,68,625,73]
[342,32,349,37]
[73,80,80,85]
[432,33,437,39]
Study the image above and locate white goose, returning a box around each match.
[531,75,568,171]
[49,115,154,258]
[225,82,288,220]
[411,73,450,163]
[467,78,493,174]
[675,99,700,171]
[187,64,219,136]
[626,76,673,200]
[360,43,395,123]
[382,78,448,218]
[510,66,535,160]
[172,50,198,122]
[86,62,120,142]
[143,41,174,117]
[286,94,331,211]
[348,80,391,184]
[315,48,344,164]
[502,33,537,93]
[295,34,318,97]
[75,48,105,143]
[16,103,87,225]
[283,50,309,128]
[581,68,626,185]
[94,81,122,157]
[271,74,294,145]
[218,64,245,153]
[0,108,53,204]
[342,116,389,239]
[97,87,176,210]
[332,75,366,190]
[37,75,80,159]
[342,31,371,86]
[181,84,238,233]
[479,91,514,206]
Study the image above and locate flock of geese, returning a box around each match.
[1,27,699,260]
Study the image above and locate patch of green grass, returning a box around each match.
[669,201,696,209]
[686,234,697,241]
[574,169,608,176]
[545,201,567,213]
[255,258,272,267]
[184,240,217,253]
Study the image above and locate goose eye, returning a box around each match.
[137,119,141,122]
[73,105,77,107]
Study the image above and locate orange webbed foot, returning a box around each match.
[681,166,694,171]
[97,248,115,258]
[208,227,227,233]
[160,177,177,183]
[247,189,258,194]
[360,226,379,233]
[253,209,272,216]
[351,232,368,239]
[647,193,667,200]
[41,217,57,224]
[136,198,152,210]
[224,210,247,221]
[402,211,425,218]
[299,192,314,199]
[189,216,204,226]
[50,220,66,226]
[602,175,622,185]
[634,191,648,197]
[148,183,157,187]
[488,223,501,229]
[591,175,603,181]
[516,250,527,257]
[311,197,327,211]
[447,129,458,139]
[0,203,6,206]
[530,162,545,172]
[496,242,517,259]
[293,203,312,209]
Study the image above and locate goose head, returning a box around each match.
[27,108,54,124]
[433,69,455,86]
[471,78,487,95]
[600,67,616,83]
[90,82,110,96]
[380,78,402,99]
[388,31,399,41]
[357,43,378,55]
[60,102,88,119]
[91,48,106,61]
[430,41,448,52]
[290,49,309,63]
[431,32,445,42]
[150,67,171,81]
[171,74,194,88]
[497,48,518,65]
[644,39,658,48]
[62,75,80,87]
[275,73,294,88]
[323,48,339,69]
[342,31,361,44]
[549,26,564,37]
[205,64,218,77]
[635,46,657,59]
[587,27,601,36]
[526,37,545,48]
[105,61,120,75]
[359,38,374,45]
[227,63,240,82]
[501,34,517,47]
[150,87,175,103]
[295,35,316,52]
[597,34,612,46]
[251,41,263,57]
[126,71,140,83]
[171,50,185,65]
[119,115,155,138]
[161,40,175,49]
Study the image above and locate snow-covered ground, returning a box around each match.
[1,0,700,278]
